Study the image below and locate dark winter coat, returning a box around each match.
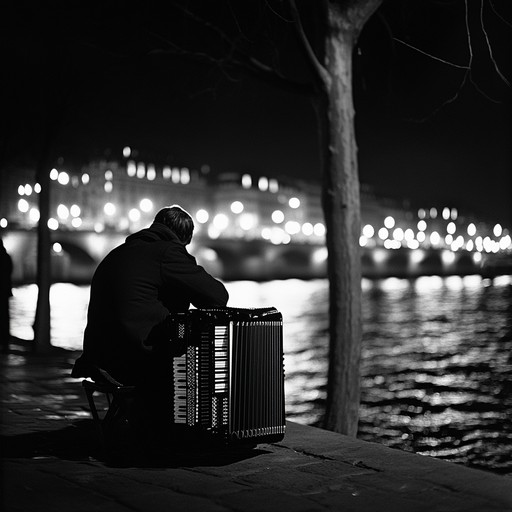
[72,222,228,383]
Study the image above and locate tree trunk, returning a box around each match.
[320,4,363,437]
[33,156,52,350]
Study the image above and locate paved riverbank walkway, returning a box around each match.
[1,339,511,512]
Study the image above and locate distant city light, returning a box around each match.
[241,174,252,189]
[313,223,325,237]
[94,222,104,233]
[258,177,268,192]
[57,172,70,185]
[162,166,171,179]
[442,207,450,220]
[467,223,476,236]
[127,161,136,177]
[105,170,113,181]
[50,168,59,180]
[172,168,180,184]
[418,208,426,219]
[123,146,131,158]
[451,208,458,220]
[18,185,25,196]
[0,218,7,228]
[24,184,32,195]
[81,173,90,185]
[362,224,374,238]
[284,220,301,235]
[196,209,209,224]
[213,213,229,231]
[137,163,145,179]
[70,205,81,217]
[272,210,284,224]
[140,198,153,213]
[104,182,113,193]
[57,204,69,220]
[180,168,190,184]
[359,235,368,247]
[71,218,82,228]
[128,208,141,222]
[48,218,59,230]
[302,223,314,236]
[18,198,29,213]
[417,231,426,243]
[239,213,257,231]
[29,208,40,223]
[289,197,300,209]
[104,202,116,216]
[147,164,156,181]
[34,183,41,193]
[494,224,503,237]
[52,242,62,253]
[269,179,279,193]
[430,231,441,246]
[392,228,404,242]
[378,227,388,240]
[384,216,395,229]
[447,222,456,235]
[230,201,244,214]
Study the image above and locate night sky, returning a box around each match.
[1,0,511,225]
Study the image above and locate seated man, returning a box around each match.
[72,205,228,443]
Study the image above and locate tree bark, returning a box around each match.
[319,0,381,436]
[33,153,52,351]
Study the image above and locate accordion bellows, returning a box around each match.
[169,307,285,444]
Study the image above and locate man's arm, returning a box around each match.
[161,243,229,308]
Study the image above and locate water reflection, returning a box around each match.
[9,275,512,473]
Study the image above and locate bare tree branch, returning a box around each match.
[480,0,510,87]
[288,0,331,88]
[392,37,470,70]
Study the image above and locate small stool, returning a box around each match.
[81,368,136,448]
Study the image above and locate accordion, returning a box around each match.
[169,307,285,445]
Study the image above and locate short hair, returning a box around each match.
[154,205,194,244]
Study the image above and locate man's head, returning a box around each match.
[154,205,194,245]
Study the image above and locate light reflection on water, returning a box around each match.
[9,275,512,474]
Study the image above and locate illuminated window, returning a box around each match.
[384,216,395,229]
[104,203,116,216]
[362,224,374,238]
[140,198,153,213]
[258,177,268,192]
[180,168,190,184]
[231,201,244,214]
[271,210,284,224]
[289,197,300,209]
[241,174,252,189]
[196,209,209,224]
[147,164,156,181]
[128,208,141,222]
[127,161,136,177]
[17,199,29,213]
[58,172,70,185]
[57,204,69,220]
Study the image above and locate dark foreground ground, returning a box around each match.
[1,339,511,512]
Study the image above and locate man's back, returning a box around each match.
[76,220,228,384]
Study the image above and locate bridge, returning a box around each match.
[4,229,508,284]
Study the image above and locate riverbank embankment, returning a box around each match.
[1,340,511,512]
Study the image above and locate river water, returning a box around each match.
[9,275,512,474]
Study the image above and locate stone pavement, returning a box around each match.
[1,340,511,512]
